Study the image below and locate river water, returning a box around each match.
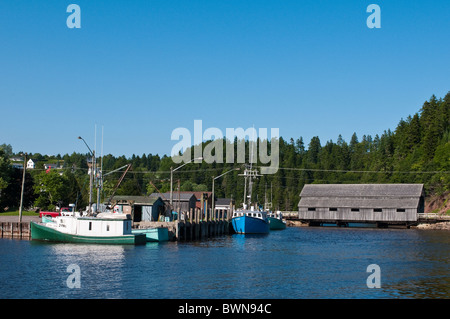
[0,227,449,299]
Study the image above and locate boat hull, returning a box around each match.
[31,222,146,245]
[132,227,169,242]
[231,216,269,234]
[268,217,287,230]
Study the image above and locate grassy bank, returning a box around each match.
[1,210,38,216]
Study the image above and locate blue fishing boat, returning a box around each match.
[231,209,269,234]
[231,164,269,234]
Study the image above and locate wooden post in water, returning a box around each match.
[200,208,205,239]
[188,208,192,241]
[219,209,223,235]
[201,195,205,223]
[209,210,212,238]
[192,208,196,240]
[195,208,199,240]
[213,209,217,237]
[183,210,187,241]
[216,209,220,235]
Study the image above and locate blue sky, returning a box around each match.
[1,0,449,157]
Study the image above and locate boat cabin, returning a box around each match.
[232,210,267,220]
[47,213,133,237]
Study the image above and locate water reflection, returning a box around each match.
[50,243,126,262]
[48,244,127,298]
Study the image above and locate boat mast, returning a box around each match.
[239,130,260,209]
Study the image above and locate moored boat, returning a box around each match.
[231,209,269,234]
[132,227,169,242]
[267,211,287,230]
[231,164,270,234]
[31,211,146,245]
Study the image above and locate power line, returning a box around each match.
[29,164,450,175]
[258,166,450,175]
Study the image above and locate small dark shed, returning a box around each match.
[112,195,166,222]
[150,192,197,213]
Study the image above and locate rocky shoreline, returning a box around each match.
[412,222,450,230]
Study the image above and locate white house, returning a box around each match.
[27,159,35,169]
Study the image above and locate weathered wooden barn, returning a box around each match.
[298,184,424,226]
[150,192,197,213]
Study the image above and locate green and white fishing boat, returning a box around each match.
[267,211,287,230]
[31,211,146,245]
[31,132,147,245]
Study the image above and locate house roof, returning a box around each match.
[298,184,424,209]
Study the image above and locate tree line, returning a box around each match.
[1,92,449,212]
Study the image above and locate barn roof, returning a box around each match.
[298,184,424,209]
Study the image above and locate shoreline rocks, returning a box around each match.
[413,222,450,230]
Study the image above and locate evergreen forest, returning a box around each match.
[1,93,449,213]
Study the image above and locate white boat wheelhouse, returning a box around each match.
[44,212,133,237]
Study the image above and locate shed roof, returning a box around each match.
[150,192,197,201]
[215,198,234,206]
[298,184,424,209]
[112,195,164,205]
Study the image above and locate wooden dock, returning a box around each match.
[0,222,31,239]
[0,208,233,241]
[135,208,232,241]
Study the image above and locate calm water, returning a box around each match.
[0,227,449,299]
